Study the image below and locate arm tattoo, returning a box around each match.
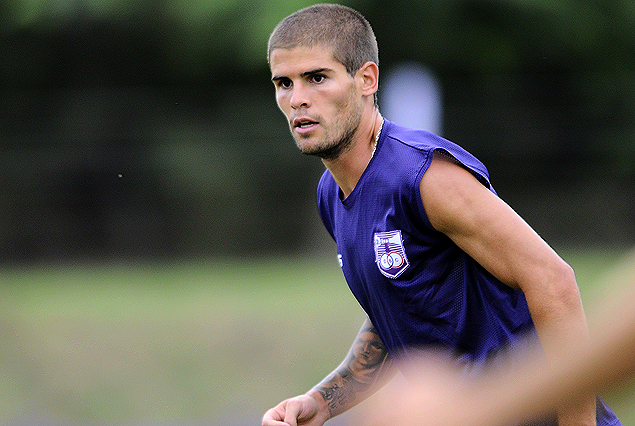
[315,321,393,416]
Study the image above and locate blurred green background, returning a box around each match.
[1,251,634,426]
[1,0,634,424]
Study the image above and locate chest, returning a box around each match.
[331,185,436,283]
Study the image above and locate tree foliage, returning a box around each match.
[1,0,634,261]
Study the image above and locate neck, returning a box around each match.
[323,110,384,199]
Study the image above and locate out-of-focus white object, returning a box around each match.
[380,62,443,136]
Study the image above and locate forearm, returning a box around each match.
[524,269,596,425]
[311,318,397,419]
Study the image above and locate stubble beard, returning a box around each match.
[294,107,363,161]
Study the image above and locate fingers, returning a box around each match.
[283,396,318,426]
[283,399,303,426]
[260,398,306,426]
[262,403,292,426]
[262,394,323,426]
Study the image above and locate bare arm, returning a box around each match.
[312,317,397,418]
[262,317,397,426]
[419,152,595,425]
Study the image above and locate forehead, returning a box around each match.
[269,45,345,76]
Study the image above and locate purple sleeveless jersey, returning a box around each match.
[317,120,621,425]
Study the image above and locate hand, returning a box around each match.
[262,392,330,426]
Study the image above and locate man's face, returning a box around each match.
[353,331,385,368]
[269,45,364,160]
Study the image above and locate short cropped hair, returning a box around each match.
[267,3,379,76]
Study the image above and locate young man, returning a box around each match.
[263,4,621,426]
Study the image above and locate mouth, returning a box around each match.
[293,117,319,134]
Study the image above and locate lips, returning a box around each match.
[292,117,319,134]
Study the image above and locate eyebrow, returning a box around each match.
[271,67,333,83]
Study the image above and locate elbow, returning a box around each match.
[524,259,584,319]
[555,260,580,302]
[531,260,592,349]
[547,260,587,322]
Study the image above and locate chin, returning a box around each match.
[295,137,320,152]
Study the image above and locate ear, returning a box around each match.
[357,61,379,98]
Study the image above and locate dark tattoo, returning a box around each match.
[315,320,393,417]
[319,382,347,413]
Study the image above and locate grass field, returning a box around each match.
[0,248,633,425]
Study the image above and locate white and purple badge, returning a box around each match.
[374,230,410,279]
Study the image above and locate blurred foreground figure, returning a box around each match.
[359,250,635,426]
[263,3,621,426]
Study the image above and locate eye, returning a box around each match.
[370,341,383,351]
[275,78,292,89]
[311,74,326,84]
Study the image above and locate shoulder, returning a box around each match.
[420,152,499,234]
[382,121,444,154]
[383,120,492,189]
[422,152,481,193]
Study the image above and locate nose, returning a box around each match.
[289,83,310,109]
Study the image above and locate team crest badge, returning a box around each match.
[373,230,410,279]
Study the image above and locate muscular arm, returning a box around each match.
[311,317,398,418]
[360,256,635,426]
[262,317,397,426]
[420,152,596,426]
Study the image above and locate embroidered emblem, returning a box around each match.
[373,230,410,278]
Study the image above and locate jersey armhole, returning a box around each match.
[434,148,491,189]
[414,148,493,231]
